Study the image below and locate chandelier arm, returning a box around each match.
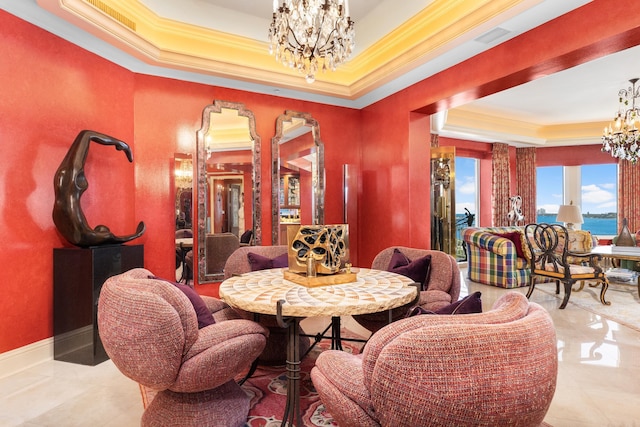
[286,23,305,56]
[310,8,328,57]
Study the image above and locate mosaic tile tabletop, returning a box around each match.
[219,268,418,317]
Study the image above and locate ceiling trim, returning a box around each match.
[443,107,606,146]
[37,0,539,100]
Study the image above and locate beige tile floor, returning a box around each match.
[1,269,640,426]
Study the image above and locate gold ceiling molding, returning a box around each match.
[347,0,532,97]
[39,0,535,99]
[84,0,135,30]
[445,108,605,146]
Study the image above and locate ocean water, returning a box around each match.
[455,214,618,236]
[536,214,617,236]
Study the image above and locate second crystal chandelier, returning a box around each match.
[602,78,640,163]
[269,0,355,83]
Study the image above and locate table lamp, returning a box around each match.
[556,201,583,230]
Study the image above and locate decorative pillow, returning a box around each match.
[408,291,482,316]
[148,275,215,329]
[388,248,411,270]
[247,252,289,271]
[495,231,530,259]
[387,249,431,290]
[566,230,593,253]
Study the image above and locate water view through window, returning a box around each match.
[455,157,478,259]
[536,164,617,236]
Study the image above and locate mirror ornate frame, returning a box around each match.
[197,100,261,284]
[272,110,325,245]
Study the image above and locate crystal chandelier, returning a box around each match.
[175,158,192,188]
[602,78,640,163]
[268,0,355,83]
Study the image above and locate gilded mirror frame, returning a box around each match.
[271,110,325,245]
[197,100,261,284]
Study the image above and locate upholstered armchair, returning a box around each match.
[206,232,240,275]
[223,245,311,365]
[311,292,558,427]
[97,268,268,427]
[352,246,461,333]
[223,245,289,279]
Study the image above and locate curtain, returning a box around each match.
[516,147,536,225]
[618,160,640,233]
[492,143,511,226]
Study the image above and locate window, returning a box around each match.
[536,164,617,236]
[455,156,479,260]
[536,166,563,219]
[581,164,617,236]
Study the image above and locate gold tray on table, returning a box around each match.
[283,269,357,288]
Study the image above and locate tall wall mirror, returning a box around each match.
[272,110,325,245]
[197,100,261,283]
[174,153,193,231]
[174,153,193,282]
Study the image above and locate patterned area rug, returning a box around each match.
[534,279,640,332]
[242,334,364,427]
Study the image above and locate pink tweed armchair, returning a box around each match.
[223,245,311,365]
[223,245,289,279]
[97,268,268,427]
[311,292,557,427]
[353,246,461,333]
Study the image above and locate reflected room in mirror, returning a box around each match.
[272,110,325,245]
[197,101,261,283]
[174,154,193,230]
[174,153,193,283]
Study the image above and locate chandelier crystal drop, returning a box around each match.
[602,78,640,163]
[268,0,355,83]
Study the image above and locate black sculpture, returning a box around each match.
[53,130,145,247]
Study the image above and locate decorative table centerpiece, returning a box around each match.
[284,224,354,287]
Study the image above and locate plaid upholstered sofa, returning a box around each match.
[463,226,597,288]
[462,226,530,288]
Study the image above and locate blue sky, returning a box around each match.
[455,157,477,216]
[537,164,617,214]
[454,158,617,216]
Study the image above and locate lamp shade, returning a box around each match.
[556,203,583,229]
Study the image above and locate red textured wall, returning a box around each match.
[2,0,640,355]
[0,9,361,353]
[537,145,614,167]
[0,11,136,354]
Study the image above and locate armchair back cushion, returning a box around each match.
[223,245,288,279]
[371,246,461,309]
[206,233,240,275]
[312,292,557,427]
[353,247,461,333]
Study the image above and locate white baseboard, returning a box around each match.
[0,338,53,379]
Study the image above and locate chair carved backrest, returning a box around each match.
[524,223,608,309]
[525,223,568,274]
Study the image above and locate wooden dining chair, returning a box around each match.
[524,223,609,309]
